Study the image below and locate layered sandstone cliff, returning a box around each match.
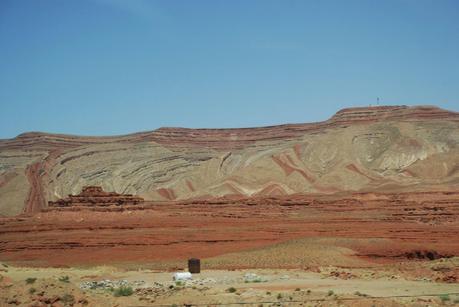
[0,105,458,216]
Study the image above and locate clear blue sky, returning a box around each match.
[1,0,458,139]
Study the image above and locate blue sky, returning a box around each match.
[1,0,458,138]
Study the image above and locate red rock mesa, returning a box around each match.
[48,186,144,208]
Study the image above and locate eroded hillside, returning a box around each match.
[0,105,458,216]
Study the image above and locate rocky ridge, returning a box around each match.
[0,105,458,216]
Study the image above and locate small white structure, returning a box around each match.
[173,272,192,281]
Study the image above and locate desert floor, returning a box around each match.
[1,258,459,306]
[2,252,459,306]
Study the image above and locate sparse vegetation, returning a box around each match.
[113,285,134,297]
[25,277,37,284]
[58,275,70,283]
[354,291,368,297]
[306,289,311,294]
[327,290,334,296]
[28,287,36,294]
[295,288,301,291]
[266,291,271,295]
[227,287,237,293]
[277,293,282,299]
[244,276,264,283]
[439,294,450,302]
[175,280,183,286]
[61,293,75,305]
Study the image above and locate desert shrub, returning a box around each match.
[227,287,237,293]
[25,277,37,284]
[354,291,368,297]
[295,288,300,291]
[28,288,36,294]
[327,290,334,296]
[113,285,134,297]
[439,294,450,302]
[58,275,70,283]
[266,291,271,295]
[244,277,263,283]
[306,289,311,294]
[175,281,183,286]
[61,293,75,305]
[277,293,282,299]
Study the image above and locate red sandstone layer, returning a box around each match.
[0,191,458,267]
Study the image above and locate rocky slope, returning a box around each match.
[0,105,458,216]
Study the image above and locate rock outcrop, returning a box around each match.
[0,105,458,216]
[48,186,144,207]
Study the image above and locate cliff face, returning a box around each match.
[1,105,458,216]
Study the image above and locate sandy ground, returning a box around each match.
[2,260,459,306]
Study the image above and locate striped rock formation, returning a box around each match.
[0,105,458,216]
